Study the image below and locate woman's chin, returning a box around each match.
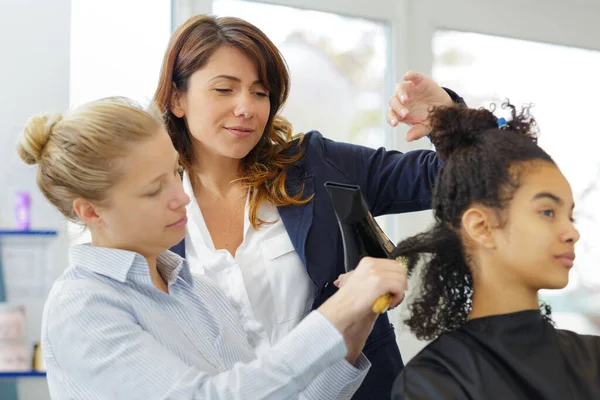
[164,232,186,251]
[542,275,570,291]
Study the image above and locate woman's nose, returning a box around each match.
[234,93,256,119]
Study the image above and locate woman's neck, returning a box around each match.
[90,234,168,293]
[191,149,245,198]
[469,275,540,320]
[145,255,169,294]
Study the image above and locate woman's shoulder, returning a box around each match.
[401,329,481,381]
[52,262,123,294]
[556,328,600,355]
[281,131,327,173]
[393,333,473,399]
[294,130,365,151]
[288,130,374,170]
[410,330,473,362]
[44,265,130,321]
[286,130,325,154]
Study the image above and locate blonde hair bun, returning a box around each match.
[17,113,63,165]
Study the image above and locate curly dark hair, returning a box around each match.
[391,102,555,340]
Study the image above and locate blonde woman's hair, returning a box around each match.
[16,97,165,221]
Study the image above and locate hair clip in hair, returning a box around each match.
[497,117,509,130]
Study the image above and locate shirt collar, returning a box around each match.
[70,244,192,285]
[182,170,194,198]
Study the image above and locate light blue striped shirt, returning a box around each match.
[41,245,370,399]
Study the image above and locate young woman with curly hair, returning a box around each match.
[390,103,600,399]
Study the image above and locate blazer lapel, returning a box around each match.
[278,164,315,270]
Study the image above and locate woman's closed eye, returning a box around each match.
[146,187,162,197]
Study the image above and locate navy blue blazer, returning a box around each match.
[172,90,464,399]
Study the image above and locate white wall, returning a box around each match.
[406,0,600,76]
[0,0,71,398]
[0,0,70,231]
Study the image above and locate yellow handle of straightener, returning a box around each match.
[372,293,393,314]
[372,256,408,314]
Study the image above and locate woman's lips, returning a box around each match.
[167,215,188,228]
[555,252,575,268]
[225,126,253,137]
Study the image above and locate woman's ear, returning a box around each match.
[461,206,497,249]
[72,198,103,227]
[171,87,185,118]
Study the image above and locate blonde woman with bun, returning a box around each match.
[19,97,408,400]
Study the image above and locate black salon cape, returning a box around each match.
[392,310,600,400]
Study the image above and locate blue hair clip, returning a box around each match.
[497,117,508,129]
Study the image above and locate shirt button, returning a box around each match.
[217,366,225,372]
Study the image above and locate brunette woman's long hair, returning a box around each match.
[154,15,311,228]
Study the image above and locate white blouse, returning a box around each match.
[183,172,317,353]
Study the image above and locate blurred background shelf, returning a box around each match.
[0,231,57,399]
[0,231,57,237]
[0,371,46,379]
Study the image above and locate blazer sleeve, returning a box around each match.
[309,87,465,216]
[316,134,439,216]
